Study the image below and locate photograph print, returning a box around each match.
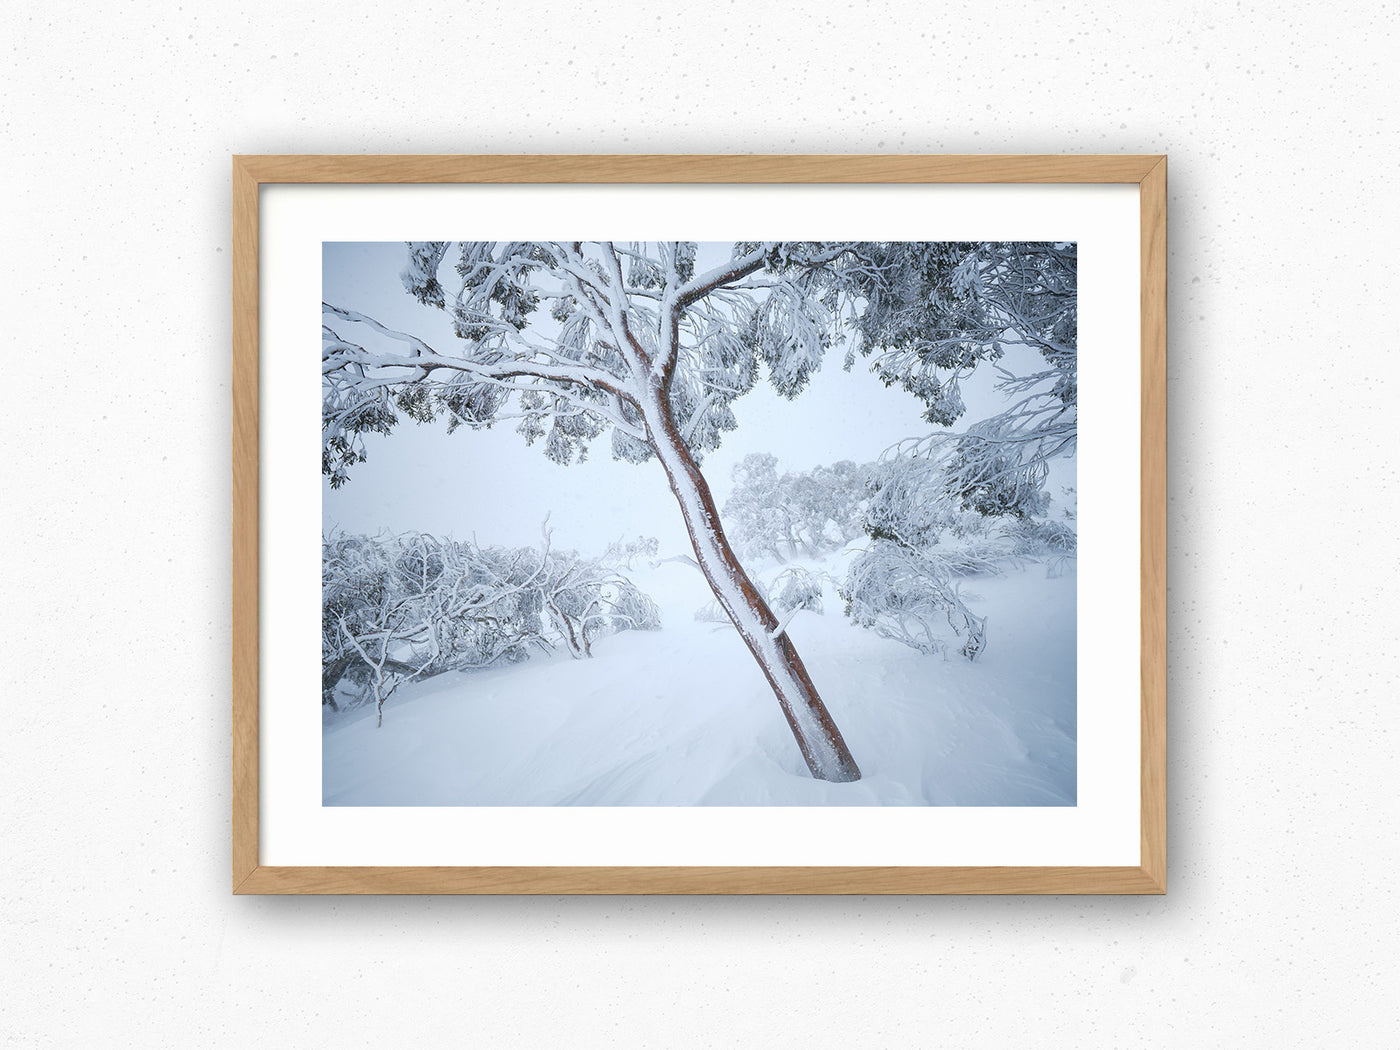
[321,240,1077,807]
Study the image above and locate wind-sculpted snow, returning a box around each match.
[322,556,1076,806]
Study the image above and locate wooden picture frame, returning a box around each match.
[233,154,1166,894]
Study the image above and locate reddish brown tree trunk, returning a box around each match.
[640,384,861,783]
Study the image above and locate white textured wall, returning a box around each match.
[4,2,1397,1045]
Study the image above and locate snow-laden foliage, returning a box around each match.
[769,566,824,616]
[323,240,1072,505]
[843,241,1077,520]
[832,242,1078,661]
[722,453,872,561]
[843,448,1077,660]
[323,241,857,482]
[323,530,660,724]
[843,540,989,660]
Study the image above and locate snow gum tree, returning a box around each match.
[323,241,865,782]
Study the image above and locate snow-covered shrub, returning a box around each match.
[323,529,660,722]
[842,420,1079,659]
[998,515,1077,577]
[1002,516,1077,556]
[321,534,401,711]
[322,532,555,722]
[604,580,662,633]
[842,540,987,660]
[536,533,664,657]
[841,455,1007,661]
[769,566,823,616]
[695,567,825,628]
[694,599,729,624]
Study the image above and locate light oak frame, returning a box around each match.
[233,154,1166,894]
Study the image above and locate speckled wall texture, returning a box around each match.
[3,0,1397,1045]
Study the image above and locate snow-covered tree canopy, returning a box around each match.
[844,241,1077,518]
[322,240,859,486]
[322,240,1074,505]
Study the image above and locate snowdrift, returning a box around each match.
[323,555,1076,806]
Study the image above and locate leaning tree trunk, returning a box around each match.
[640,384,861,783]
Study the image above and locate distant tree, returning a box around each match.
[723,453,871,561]
[694,565,825,629]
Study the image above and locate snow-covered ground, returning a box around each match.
[322,553,1075,806]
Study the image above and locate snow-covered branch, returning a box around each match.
[323,529,662,718]
[673,244,770,310]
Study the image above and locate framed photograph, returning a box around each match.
[233,155,1165,894]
